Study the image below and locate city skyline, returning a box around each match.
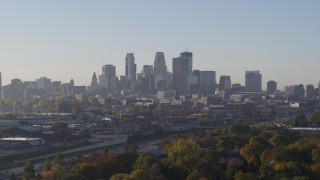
[1,1,320,89]
[1,50,319,91]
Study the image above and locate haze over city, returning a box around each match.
[2,1,320,179]
[1,1,320,89]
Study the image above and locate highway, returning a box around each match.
[1,135,127,177]
[2,136,167,178]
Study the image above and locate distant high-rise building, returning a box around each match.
[199,71,216,94]
[154,52,171,90]
[285,84,305,100]
[0,72,2,99]
[305,84,315,99]
[140,65,154,91]
[36,77,52,96]
[180,52,193,74]
[154,52,167,75]
[231,83,246,93]
[218,75,231,91]
[24,81,36,90]
[294,84,305,100]
[285,85,295,97]
[267,80,277,94]
[2,78,24,99]
[91,72,98,87]
[103,65,116,78]
[172,52,194,91]
[318,81,320,96]
[99,65,117,93]
[125,53,137,81]
[245,71,262,92]
[141,65,154,78]
[190,70,200,93]
[70,78,74,86]
[52,81,62,95]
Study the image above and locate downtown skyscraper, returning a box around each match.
[154,52,170,90]
[267,80,277,94]
[154,52,167,75]
[172,52,194,92]
[0,72,2,99]
[245,71,262,92]
[99,64,117,93]
[218,75,232,91]
[125,53,137,81]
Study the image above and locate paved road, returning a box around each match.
[1,136,127,176]
[4,136,166,177]
[29,136,127,162]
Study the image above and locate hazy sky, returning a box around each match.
[1,1,319,89]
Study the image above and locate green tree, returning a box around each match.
[234,171,254,180]
[186,170,208,180]
[61,173,88,180]
[240,142,265,167]
[309,161,320,179]
[228,124,251,137]
[98,155,125,179]
[131,155,164,180]
[109,173,129,180]
[72,163,99,180]
[310,110,320,125]
[167,138,203,172]
[133,155,157,171]
[127,169,145,180]
[23,160,35,180]
[117,151,139,173]
[216,136,245,151]
[292,176,310,180]
[53,153,64,165]
[272,146,312,164]
[268,129,299,147]
[312,149,320,162]
[43,157,51,171]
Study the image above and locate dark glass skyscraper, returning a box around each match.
[154,52,167,75]
[245,71,262,92]
[125,53,136,81]
[305,84,315,99]
[199,71,216,94]
[172,52,193,91]
[267,80,277,94]
[99,64,117,93]
[218,75,231,91]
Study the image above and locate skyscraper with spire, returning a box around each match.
[91,72,98,87]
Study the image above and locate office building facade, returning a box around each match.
[99,64,117,93]
[267,80,277,94]
[125,53,137,81]
[218,75,231,91]
[305,84,315,99]
[172,52,193,91]
[245,71,262,92]
[199,71,216,94]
